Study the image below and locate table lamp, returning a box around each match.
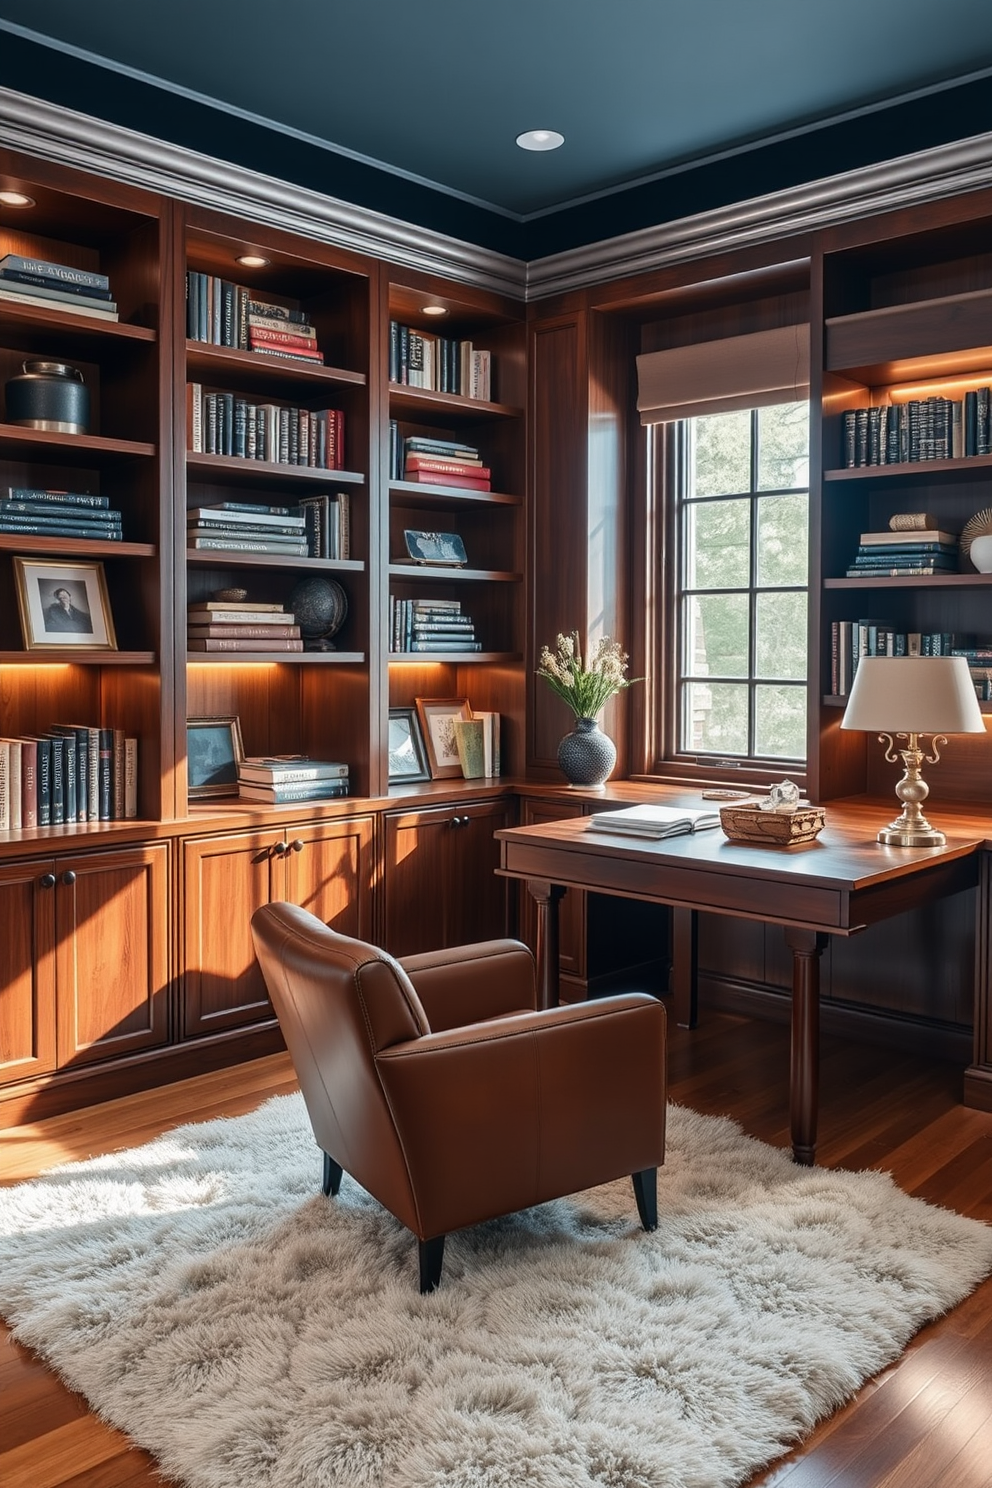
[840,654,986,846]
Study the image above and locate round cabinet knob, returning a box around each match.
[62,870,76,886]
[291,839,304,853]
[272,841,288,856]
[39,872,56,889]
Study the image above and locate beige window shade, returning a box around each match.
[636,323,809,425]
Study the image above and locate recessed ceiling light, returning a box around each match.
[0,190,36,207]
[422,304,447,316]
[236,253,270,268]
[515,129,564,152]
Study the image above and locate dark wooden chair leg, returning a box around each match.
[632,1168,657,1231]
[418,1235,445,1293]
[322,1151,343,1196]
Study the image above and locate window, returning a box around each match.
[672,401,809,767]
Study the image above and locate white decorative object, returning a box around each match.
[960,507,992,571]
[968,534,992,573]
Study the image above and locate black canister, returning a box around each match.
[5,360,90,433]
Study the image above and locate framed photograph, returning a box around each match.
[402,529,468,566]
[187,715,245,799]
[415,697,473,779]
[13,557,117,650]
[388,706,431,784]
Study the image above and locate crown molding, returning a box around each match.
[525,131,992,298]
[3,86,992,306]
[0,86,527,299]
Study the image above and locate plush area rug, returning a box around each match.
[1,1096,991,1488]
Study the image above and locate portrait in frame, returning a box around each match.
[415,697,473,779]
[13,557,117,650]
[387,706,431,784]
[187,715,245,799]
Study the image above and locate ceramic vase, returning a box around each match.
[557,716,617,788]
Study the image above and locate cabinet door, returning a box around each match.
[518,799,586,979]
[55,845,170,1068]
[0,859,57,1084]
[278,815,375,940]
[383,799,511,957]
[183,831,280,1037]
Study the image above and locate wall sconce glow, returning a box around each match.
[516,129,564,152]
[0,190,36,207]
[422,304,448,316]
[236,254,270,268]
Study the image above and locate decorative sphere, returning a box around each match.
[287,576,348,650]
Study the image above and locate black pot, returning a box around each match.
[5,360,90,433]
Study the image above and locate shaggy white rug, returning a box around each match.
[1,1096,991,1488]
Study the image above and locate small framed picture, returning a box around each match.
[388,706,431,784]
[187,715,245,799]
[403,530,468,566]
[13,557,117,650]
[415,697,473,779]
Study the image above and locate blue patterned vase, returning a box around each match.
[557,716,616,788]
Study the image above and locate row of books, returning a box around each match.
[389,597,481,653]
[952,648,992,701]
[841,392,991,467]
[388,322,492,399]
[388,426,492,490]
[0,727,137,830]
[1,486,123,541]
[187,600,302,653]
[187,384,344,467]
[185,275,325,364]
[237,756,349,805]
[845,527,959,578]
[0,252,118,322]
[188,504,308,558]
[830,621,959,695]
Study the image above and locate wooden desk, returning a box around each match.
[496,803,984,1165]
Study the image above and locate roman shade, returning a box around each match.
[636,323,810,424]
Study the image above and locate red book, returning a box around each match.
[249,327,318,350]
[405,456,491,479]
[20,738,38,829]
[402,470,492,490]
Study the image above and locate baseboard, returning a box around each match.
[701,973,973,1063]
[963,1064,992,1111]
[0,1022,286,1130]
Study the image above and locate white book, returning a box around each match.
[585,803,720,839]
[472,711,501,776]
[0,739,9,830]
[0,739,22,830]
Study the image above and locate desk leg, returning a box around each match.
[672,908,699,1028]
[527,879,565,1009]
[784,928,828,1166]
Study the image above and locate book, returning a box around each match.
[0,740,8,830]
[0,739,22,830]
[238,757,349,783]
[860,529,957,546]
[20,738,38,829]
[401,469,491,490]
[404,456,490,478]
[585,803,721,839]
[6,487,109,508]
[188,506,305,529]
[187,637,305,651]
[187,601,287,614]
[0,284,118,320]
[471,711,501,777]
[98,729,114,821]
[187,624,301,640]
[0,254,110,290]
[237,780,350,803]
[188,536,309,555]
[124,738,138,819]
[186,609,296,626]
[113,730,126,819]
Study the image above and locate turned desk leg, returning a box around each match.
[784,928,828,1166]
[671,907,699,1028]
[527,879,565,1009]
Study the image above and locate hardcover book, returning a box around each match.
[585,804,721,839]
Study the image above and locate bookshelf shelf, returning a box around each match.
[186,550,363,572]
[0,651,156,665]
[389,479,521,507]
[388,651,521,664]
[185,452,364,486]
[388,385,522,420]
[388,565,522,583]
[824,454,992,483]
[186,342,366,390]
[0,305,157,352]
[187,651,365,665]
[0,535,156,557]
[825,574,992,590]
[0,426,157,460]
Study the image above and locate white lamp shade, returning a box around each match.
[840,655,986,734]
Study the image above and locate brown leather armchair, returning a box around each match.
[251,901,667,1290]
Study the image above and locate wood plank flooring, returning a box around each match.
[1,1012,991,1488]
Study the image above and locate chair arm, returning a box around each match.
[375,993,666,1240]
[398,938,537,1031]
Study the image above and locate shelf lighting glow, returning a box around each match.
[0,190,35,207]
[422,304,447,316]
[236,253,270,268]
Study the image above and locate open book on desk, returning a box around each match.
[584,803,721,839]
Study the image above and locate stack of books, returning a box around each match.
[187,599,303,653]
[0,253,118,321]
[0,726,136,829]
[389,596,481,653]
[187,385,343,468]
[297,491,350,558]
[1,486,123,541]
[389,430,491,490]
[585,803,720,839]
[388,322,491,398]
[185,275,323,365]
[187,501,308,557]
[845,528,960,578]
[237,756,349,805]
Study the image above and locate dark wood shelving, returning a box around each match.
[187,550,363,572]
[186,342,366,389]
[825,574,992,589]
[388,564,521,583]
[388,651,521,664]
[0,425,156,460]
[187,650,365,664]
[824,454,992,482]
[0,650,156,665]
[0,303,157,351]
[825,288,992,382]
[186,452,365,486]
[388,385,522,420]
[0,535,156,557]
[389,479,521,507]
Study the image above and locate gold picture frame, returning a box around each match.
[187,715,245,799]
[415,697,473,779]
[13,556,117,650]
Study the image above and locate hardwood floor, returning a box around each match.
[1,1011,991,1488]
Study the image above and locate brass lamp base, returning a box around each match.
[876,819,946,848]
[875,731,947,849]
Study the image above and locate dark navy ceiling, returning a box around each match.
[3,0,992,259]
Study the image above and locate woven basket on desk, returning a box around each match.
[719,802,826,846]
